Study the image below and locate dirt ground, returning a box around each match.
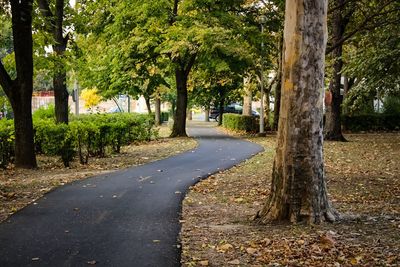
[181,132,400,267]
[0,125,197,222]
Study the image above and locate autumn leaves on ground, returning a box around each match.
[181,132,400,266]
[1,128,399,266]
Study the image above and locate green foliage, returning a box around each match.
[0,113,158,168]
[160,112,169,122]
[383,96,400,115]
[0,119,14,168]
[32,104,56,121]
[342,114,400,132]
[222,113,258,132]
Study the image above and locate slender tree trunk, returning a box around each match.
[243,75,252,116]
[265,89,270,130]
[204,108,210,122]
[324,0,352,141]
[256,0,339,224]
[187,109,192,120]
[154,96,161,126]
[217,88,225,126]
[171,68,188,137]
[38,0,69,123]
[273,35,283,131]
[144,95,152,114]
[0,1,37,168]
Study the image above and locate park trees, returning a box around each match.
[256,0,339,223]
[36,0,72,123]
[0,1,37,168]
[324,0,400,141]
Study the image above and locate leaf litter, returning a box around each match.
[180,132,400,266]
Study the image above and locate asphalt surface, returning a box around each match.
[0,122,263,267]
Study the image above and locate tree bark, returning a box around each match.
[242,75,252,116]
[144,95,152,114]
[171,67,188,137]
[272,35,283,131]
[154,96,161,126]
[256,0,339,224]
[217,88,225,126]
[204,108,210,122]
[0,1,37,168]
[324,0,353,141]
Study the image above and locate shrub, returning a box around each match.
[342,114,400,132]
[222,113,258,132]
[34,119,75,167]
[161,112,169,122]
[32,104,55,121]
[0,119,14,168]
[383,96,400,115]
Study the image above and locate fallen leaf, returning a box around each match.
[227,259,240,265]
[246,247,258,255]
[217,243,234,252]
[87,260,97,265]
[199,260,209,266]
[31,257,40,261]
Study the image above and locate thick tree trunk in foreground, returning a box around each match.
[154,96,161,126]
[171,68,188,137]
[243,75,252,116]
[257,0,339,224]
[0,1,37,168]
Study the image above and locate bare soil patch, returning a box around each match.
[0,125,197,222]
[181,132,400,266]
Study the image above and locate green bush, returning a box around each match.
[342,114,400,132]
[1,113,157,168]
[32,104,56,121]
[161,112,169,122]
[383,96,400,115]
[0,119,14,168]
[222,113,258,132]
[34,119,75,167]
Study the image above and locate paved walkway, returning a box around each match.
[0,122,263,267]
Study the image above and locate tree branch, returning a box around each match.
[0,60,13,96]
[37,0,56,32]
[326,5,400,54]
[184,53,197,77]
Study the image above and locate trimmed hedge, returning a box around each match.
[342,114,400,132]
[222,113,258,132]
[0,113,158,169]
[0,119,14,168]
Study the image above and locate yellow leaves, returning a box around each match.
[199,260,209,266]
[217,243,233,253]
[80,88,101,109]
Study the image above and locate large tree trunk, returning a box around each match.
[171,68,188,137]
[217,88,225,126]
[256,0,339,224]
[324,0,352,141]
[242,75,252,116]
[154,96,161,126]
[0,1,37,168]
[272,35,283,131]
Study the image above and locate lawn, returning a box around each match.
[181,132,400,266]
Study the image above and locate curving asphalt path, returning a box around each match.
[0,122,263,267]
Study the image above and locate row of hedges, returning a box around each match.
[342,114,400,132]
[0,113,157,168]
[222,113,258,132]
